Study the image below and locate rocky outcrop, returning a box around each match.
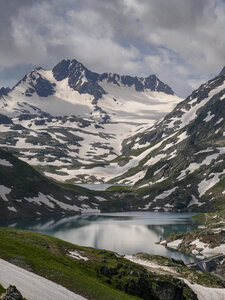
[2,285,23,300]
[52,58,175,97]
[100,262,197,300]
[188,254,225,280]
[0,87,10,98]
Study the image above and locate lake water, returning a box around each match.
[1,211,198,264]
[76,184,127,190]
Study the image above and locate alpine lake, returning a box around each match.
[0,211,199,264]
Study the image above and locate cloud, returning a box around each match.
[0,0,225,96]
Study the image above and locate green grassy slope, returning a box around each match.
[0,228,197,300]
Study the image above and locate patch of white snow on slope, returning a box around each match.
[215,117,223,125]
[154,187,178,201]
[190,239,225,255]
[0,258,87,300]
[178,80,225,128]
[167,239,183,249]
[0,185,11,201]
[68,251,88,261]
[118,169,147,184]
[184,279,225,300]
[45,135,172,182]
[25,193,80,211]
[178,148,225,180]
[124,255,177,274]
[198,171,224,196]
[0,159,13,167]
[203,111,215,122]
[188,195,204,207]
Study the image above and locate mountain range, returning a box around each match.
[0,59,225,218]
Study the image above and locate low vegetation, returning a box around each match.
[0,227,198,300]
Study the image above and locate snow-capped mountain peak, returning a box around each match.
[0,58,180,123]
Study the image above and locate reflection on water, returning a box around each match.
[76,184,115,190]
[0,211,198,264]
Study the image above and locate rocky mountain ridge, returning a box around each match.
[0,59,225,215]
[0,58,180,171]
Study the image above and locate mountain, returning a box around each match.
[59,71,225,212]
[0,59,181,174]
[0,148,116,219]
[105,72,225,212]
[0,59,177,122]
[2,58,225,214]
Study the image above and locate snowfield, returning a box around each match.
[0,258,87,300]
[184,280,225,300]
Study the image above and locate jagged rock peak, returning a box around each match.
[52,58,174,95]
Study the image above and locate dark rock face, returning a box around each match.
[145,75,174,94]
[13,68,56,98]
[125,275,197,300]
[24,73,56,97]
[53,59,107,101]
[188,254,225,279]
[3,285,23,300]
[100,264,197,300]
[52,59,175,99]
[0,114,13,125]
[0,87,10,97]
[31,76,56,97]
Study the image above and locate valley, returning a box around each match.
[0,59,225,300]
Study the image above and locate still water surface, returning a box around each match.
[1,212,198,264]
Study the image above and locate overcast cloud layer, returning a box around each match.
[0,0,225,96]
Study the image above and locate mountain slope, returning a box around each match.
[0,59,179,122]
[0,148,115,219]
[0,59,181,172]
[116,72,225,211]
[65,72,225,211]
[0,228,199,300]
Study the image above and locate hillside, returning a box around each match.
[2,227,223,300]
[0,148,116,219]
[67,71,225,212]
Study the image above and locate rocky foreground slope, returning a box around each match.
[1,227,225,300]
[3,227,225,300]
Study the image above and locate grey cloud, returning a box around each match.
[0,0,224,96]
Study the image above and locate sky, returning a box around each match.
[0,0,225,97]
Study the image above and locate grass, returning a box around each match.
[0,227,139,300]
[0,284,5,296]
[0,228,198,300]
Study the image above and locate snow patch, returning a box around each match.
[167,239,183,249]
[68,251,88,261]
[0,185,11,201]
[0,158,13,167]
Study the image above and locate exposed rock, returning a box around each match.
[0,87,10,97]
[2,285,23,300]
[188,254,225,280]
